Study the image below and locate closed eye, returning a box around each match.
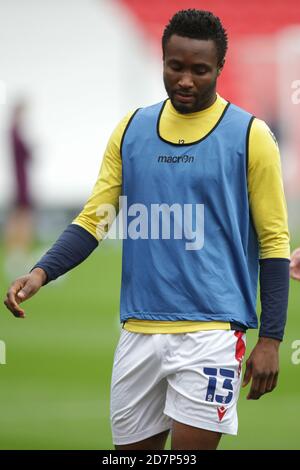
[167,60,183,72]
[194,67,209,75]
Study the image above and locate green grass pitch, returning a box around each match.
[0,240,299,449]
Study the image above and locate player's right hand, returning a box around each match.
[3,268,47,318]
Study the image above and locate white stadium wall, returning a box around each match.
[0,0,165,208]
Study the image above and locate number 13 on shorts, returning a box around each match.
[203,368,235,405]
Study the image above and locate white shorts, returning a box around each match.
[110,328,246,445]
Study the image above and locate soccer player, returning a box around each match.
[4,100,35,278]
[4,10,290,450]
[290,248,300,280]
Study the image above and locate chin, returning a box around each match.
[173,103,195,114]
[171,99,194,115]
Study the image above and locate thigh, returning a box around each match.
[164,330,246,443]
[171,420,221,450]
[110,330,172,446]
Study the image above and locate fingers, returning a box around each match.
[4,271,44,319]
[247,374,267,400]
[4,295,25,318]
[266,371,278,393]
[247,371,279,400]
[17,284,34,301]
[4,277,29,318]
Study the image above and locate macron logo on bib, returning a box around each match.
[157,155,194,164]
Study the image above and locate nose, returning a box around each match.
[178,72,194,89]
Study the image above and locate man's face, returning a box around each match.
[163,34,222,114]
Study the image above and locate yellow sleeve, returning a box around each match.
[248,118,290,259]
[72,110,135,241]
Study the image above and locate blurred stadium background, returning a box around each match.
[0,0,300,450]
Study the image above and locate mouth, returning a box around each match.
[174,92,195,104]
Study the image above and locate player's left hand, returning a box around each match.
[290,247,300,281]
[242,337,280,400]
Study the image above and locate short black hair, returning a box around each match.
[162,9,228,66]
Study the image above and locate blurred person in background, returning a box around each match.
[3,99,35,279]
[4,10,290,450]
[290,248,300,280]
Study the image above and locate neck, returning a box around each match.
[195,92,217,112]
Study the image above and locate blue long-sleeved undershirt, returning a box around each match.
[32,224,289,340]
[259,258,289,340]
[31,224,98,283]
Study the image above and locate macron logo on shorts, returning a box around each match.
[234,331,246,378]
[217,406,227,421]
